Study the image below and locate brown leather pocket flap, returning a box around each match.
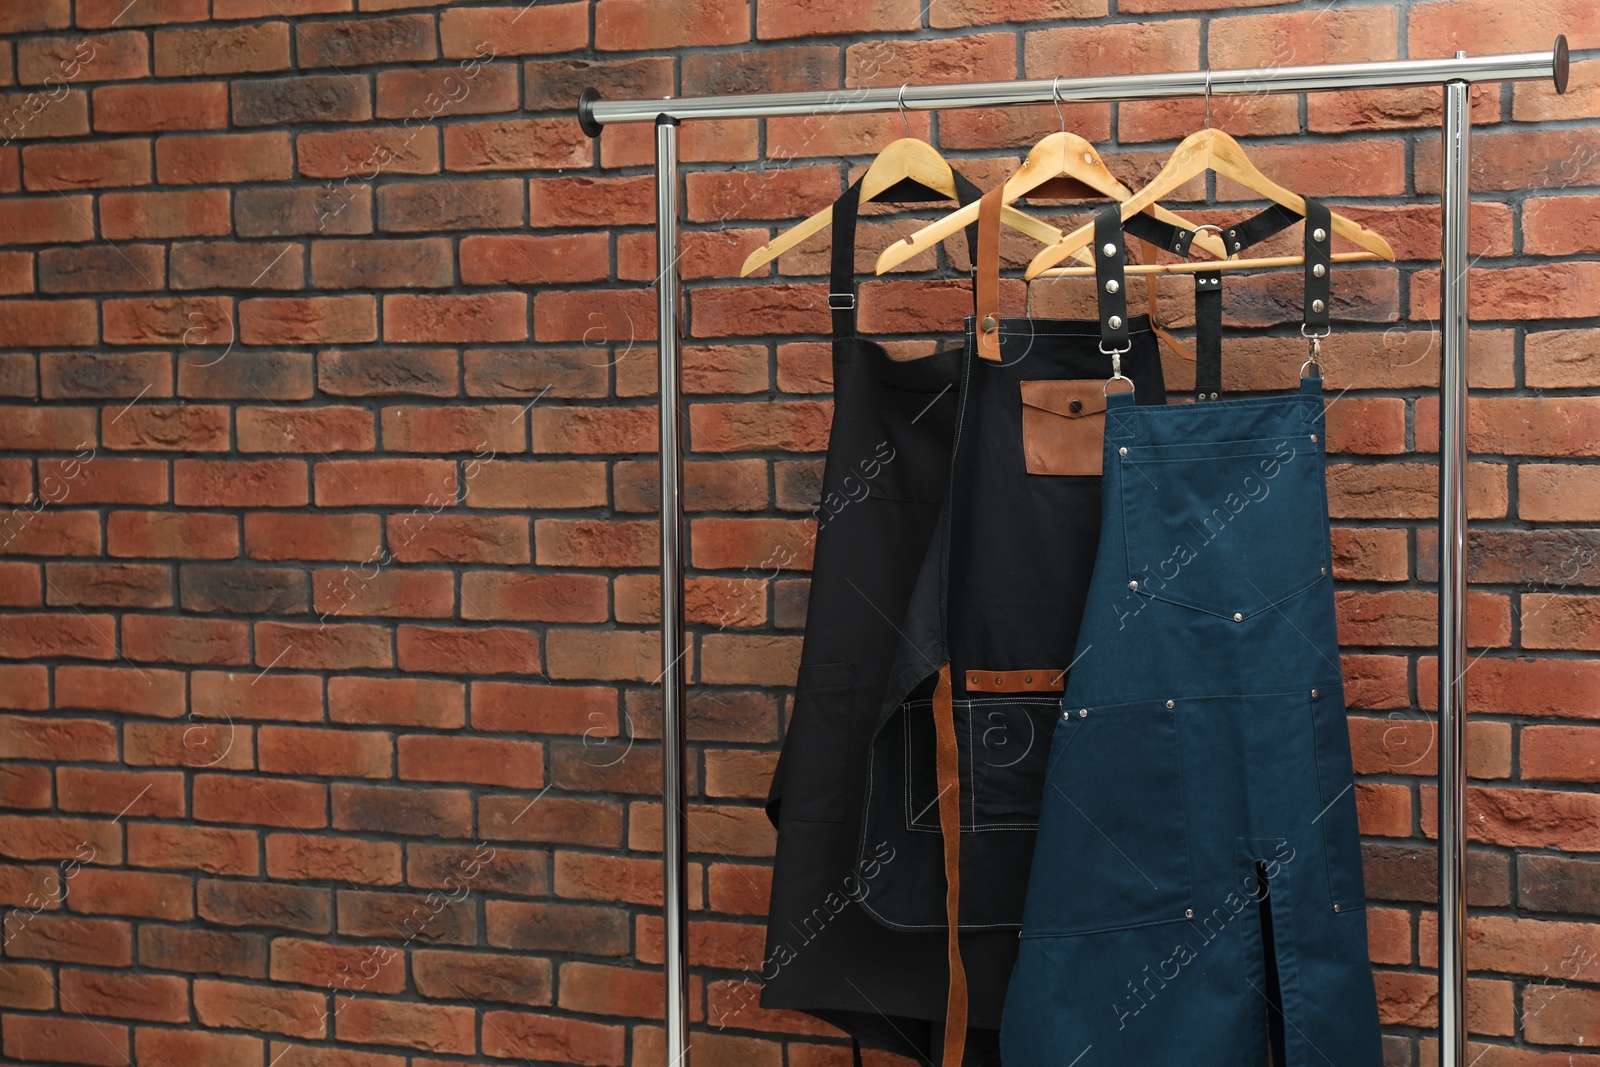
[1020,379,1108,420]
[1020,379,1106,477]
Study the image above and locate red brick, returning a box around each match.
[332,782,472,838]
[471,681,616,735]
[0,88,91,141]
[244,512,382,562]
[128,823,258,876]
[329,676,464,729]
[318,348,456,397]
[0,510,101,558]
[0,764,50,809]
[933,0,1105,26]
[194,978,326,1040]
[397,623,541,677]
[190,668,323,723]
[19,31,148,84]
[77,0,210,27]
[531,175,655,228]
[0,716,116,761]
[387,514,529,566]
[1521,466,1600,522]
[0,611,117,659]
[1326,462,1507,521]
[259,725,393,780]
[314,459,456,507]
[460,234,607,287]
[398,734,543,789]
[375,63,519,120]
[108,510,237,560]
[1419,128,1600,194]
[536,519,658,569]
[1408,0,1600,55]
[255,620,393,671]
[2,1016,130,1067]
[1521,725,1600,783]
[57,767,185,818]
[175,459,307,508]
[102,294,231,347]
[93,82,228,132]
[297,126,440,179]
[41,352,170,398]
[333,998,475,1054]
[413,948,551,1007]
[157,130,292,184]
[445,118,591,171]
[61,868,193,921]
[236,405,374,453]
[459,572,607,623]
[0,406,94,449]
[690,285,828,339]
[755,0,916,39]
[378,177,523,231]
[313,565,454,621]
[0,664,49,709]
[1523,595,1600,652]
[268,937,406,995]
[1514,57,1600,123]
[311,237,451,290]
[154,24,292,76]
[59,968,188,1022]
[0,2,70,31]
[297,15,437,68]
[44,561,170,608]
[124,720,253,771]
[169,240,303,290]
[121,614,251,666]
[104,403,229,451]
[194,774,328,830]
[1413,263,1600,324]
[0,194,94,243]
[134,1028,262,1067]
[4,912,132,965]
[0,298,95,346]
[215,0,348,14]
[101,188,231,240]
[241,296,377,345]
[385,293,527,343]
[686,165,836,223]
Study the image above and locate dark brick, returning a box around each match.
[197,878,331,935]
[37,244,165,293]
[775,458,824,512]
[376,178,522,233]
[296,16,436,69]
[485,900,629,956]
[332,783,472,838]
[462,348,606,399]
[177,350,314,401]
[169,240,304,291]
[235,185,372,238]
[1417,529,1600,587]
[232,74,372,127]
[0,354,36,398]
[310,238,453,290]
[180,565,309,615]
[524,57,674,111]
[318,348,458,398]
[407,843,549,898]
[44,562,172,609]
[40,352,171,399]
[0,88,91,140]
[336,889,477,945]
[1519,853,1600,917]
[774,578,809,629]
[137,925,267,979]
[376,63,520,119]
[413,949,551,1007]
[1360,843,1511,907]
[682,46,841,96]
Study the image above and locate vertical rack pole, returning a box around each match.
[655,114,692,1067]
[1437,68,1472,1067]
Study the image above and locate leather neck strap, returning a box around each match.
[831,172,984,342]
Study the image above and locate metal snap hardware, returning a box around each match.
[1333,903,1342,913]
[1311,298,1325,313]
[1227,229,1236,236]
[1108,315,1123,330]
[1069,398,1083,413]
[981,314,998,332]
[1185,908,1195,918]
[1062,709,1070,720]
[1119,446,1128,456]
[1310,433,1318,443]
[970,675,979,686]
[1311,689,1319,699]
[1025,675,1033,684]
[1233,613,1244,623]
[1313,263,1326,278]
[1105,279,1120,294]
[1078,708,1088,718]
[1129,580,1139,591]
[995,676,1004,685]
[1321,566,1327,576]
[1102,242,1117,257]
[1313,227,1327,242]
[1209,392,1218,400]
[1166,700,1175,709]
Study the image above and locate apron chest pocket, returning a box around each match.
[1020,379,1107,477]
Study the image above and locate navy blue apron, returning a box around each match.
[1000,201,1383,1066]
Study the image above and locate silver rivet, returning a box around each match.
[1210,392,1218,400]
[1166,700,1175,709]
[1313,227,1327,242]
[1118,446,1128,456]
[1311,689,1319,699]
[1312,299,1325,313]
[1227,229,1236,236]
[1321,567,1327,576]
[1105,279,1120,294]
[1185,908,1195,918]
[1129,580,1139,591]
[1333,903,1341,913]
[1078,708,1088,718]
[1108,315,1123,330]
[1232,241,1241,251]
[1313,263,1326,278]
[1102,242,1117,257]
[1173,240,1181,250]
[1062,709,1070,720]
[1310,433,1318,442]
[1233,613,1244,623]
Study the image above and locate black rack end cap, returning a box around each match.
[1554,35,1570,95]
[578,87,603,138]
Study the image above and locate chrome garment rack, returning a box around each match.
[577,40,1571,1067]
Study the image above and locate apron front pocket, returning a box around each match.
[1027,698,1194,935]
[902,694,1059,832]
[1020,379,1107,477]
[1117,435,1329,621]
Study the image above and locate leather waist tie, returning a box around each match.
[932,662,968,1067]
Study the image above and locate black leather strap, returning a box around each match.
[1093,204,1129,351]
[1304,196,1332,333]
[829,173,984,341]
[1194,271,1222,399]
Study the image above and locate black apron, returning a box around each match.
[759,173,1018,1066]
[856,188,1187,1064]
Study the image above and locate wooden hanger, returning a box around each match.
[739,90,1061,278]
[876,131,1229,274]
[1026,125,1396,279]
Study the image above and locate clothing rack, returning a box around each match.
[576,40,1571,1067]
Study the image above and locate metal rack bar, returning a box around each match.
[576,38,1569,1067]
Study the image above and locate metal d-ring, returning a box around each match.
[1100,341,1135,395]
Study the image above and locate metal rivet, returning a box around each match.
[1069,398,1083,413]
[1166,700,1175,709]
[1312,298,1325,313]
[1173,240,1181,250]
[1025,676,1033,684]
[1105,279,1120,294]
[1119,446,1128,456]
[1108,315,1123,330]
[1310,433,1318,443]
[1079,708,1088,718]
[1311,689,1319,699]
[1321,567,1327,576]
[1232,241,1241,251]
[981,315,998,332]
[1313,227,1327,242]
[1129,580,1139,591]
[1210,392,1218,400]
[1102,242,1117,257]
[1227,229,1236,236]
[1185,908,1195,918]
[1313,263,1326,278]
[1233,613,1244,623]
[970,675,979,686]
[1062,709,1070,720]
[1333,903,1342,913]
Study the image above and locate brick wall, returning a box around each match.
[0,1,1596,1065]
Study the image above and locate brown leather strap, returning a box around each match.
[1132,239,1194,364]
[932,663,968,1067]
[963,667,1066,693]
[974,186,1004,362]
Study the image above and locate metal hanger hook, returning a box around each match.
[1051,76,1065,134]
[1203,69,1212,129]
[897,83,910,139]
